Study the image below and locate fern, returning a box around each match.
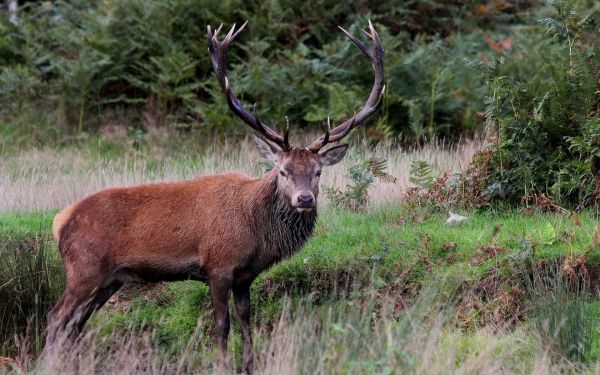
[326,157,396,211]
[409,160,434,189]
[368,158,397,183]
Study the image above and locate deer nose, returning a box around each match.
[297,194,314,206]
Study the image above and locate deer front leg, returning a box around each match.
[233,282,253,375]
[209,277,232,371]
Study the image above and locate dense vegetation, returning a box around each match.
[0,0,587,142]
[2,207,600,372]
[480,2,600,208]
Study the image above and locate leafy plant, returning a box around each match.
[404,160,456,210]
[408,160,434,189]
[326,157,396,211]
[126,48,202,128]
[0,64,41,112]
[0,0,544,144]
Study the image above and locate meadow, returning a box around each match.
[1,137,599,374]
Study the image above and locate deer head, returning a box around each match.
[208,21,385,211]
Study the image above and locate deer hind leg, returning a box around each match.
[44,278,122,357]
[209,277,232,372]
[233,281,254,375]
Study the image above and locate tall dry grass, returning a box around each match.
[0,138,481,212]
[4,287,589,375]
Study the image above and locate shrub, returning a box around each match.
[0,0,540,143]
[476,0,600,209]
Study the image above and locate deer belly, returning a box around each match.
[112,261,208,283]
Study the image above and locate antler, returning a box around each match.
[208,22,290,150]
[307,20,385,153]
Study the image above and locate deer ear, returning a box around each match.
[252,134,281,163]
[319,144,349,166]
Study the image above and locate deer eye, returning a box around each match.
[316,170,322,177]
[280,170,286,177]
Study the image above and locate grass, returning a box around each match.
[0,134,480,212]
[1,140,600,373]
[1,206,599,372]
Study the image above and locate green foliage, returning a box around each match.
[0,64,41,112]
[409,160,434,189]
[475,0,600,208]
[0,0,542,145]
[388,32,489,141]
[126,48,202,128]
[326,157,395,211]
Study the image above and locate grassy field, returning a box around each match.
[1,141,599,374]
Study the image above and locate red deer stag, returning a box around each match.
[45,21,384,374]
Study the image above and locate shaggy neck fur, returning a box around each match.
[253,170,317,265]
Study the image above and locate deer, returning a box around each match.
[44,21,384,374]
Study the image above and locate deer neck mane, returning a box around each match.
[254,170,317,262]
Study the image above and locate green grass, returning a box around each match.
[258,208,599,299]
[73,209,600,349]
[0,213,63,355]
[1,207,599,370]
[0,211,54,236]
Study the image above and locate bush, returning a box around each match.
[468,0,600,209]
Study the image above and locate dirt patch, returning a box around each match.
[442,242,457,252]
[389,216,407,226]
[522,192,569,214]
[259,268,359,302]
[104,283,174,313]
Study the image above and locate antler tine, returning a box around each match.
[208,22,289,150]
[308,114,357,152]
[338,26,369,58]
[231,20,248,40]
[363,19,376,39]
[307,21,385,152]
[283,116,291,149]
[322,117,331,146]
[210,23,223,40]
[225,23,236,39]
